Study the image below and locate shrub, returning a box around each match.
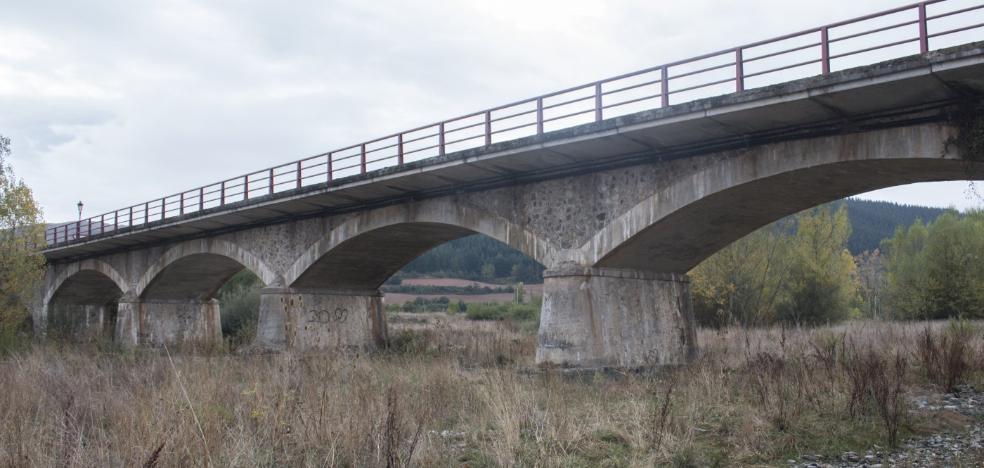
[465,301,539,323]
[217,271,262,348]
[916,321,975,391]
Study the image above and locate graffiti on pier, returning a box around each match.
[308,307,349,324]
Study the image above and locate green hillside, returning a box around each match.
[840,198,950,254]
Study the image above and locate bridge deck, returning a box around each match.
[44,42,984,262]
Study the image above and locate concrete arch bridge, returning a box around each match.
[39,19,984,368]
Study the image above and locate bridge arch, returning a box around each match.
[286,200,559,289]
[580,123,984,272]
[44,259,129,307]
[44,260,128,340]
[135,238,279,301]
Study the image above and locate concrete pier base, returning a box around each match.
[535,267,697,369]
[131,299,222,347]
[45,303,117,342]
[254,287,388,352]
[115,296,140,347]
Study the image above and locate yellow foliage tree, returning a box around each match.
[690,204,859,327]
[0,135,45,341]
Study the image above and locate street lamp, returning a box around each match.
[77,201,83,220]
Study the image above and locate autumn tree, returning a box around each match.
[0,135,45,342]
[691,204,859,327]
[689,221,793,327]
[776,204,858,325]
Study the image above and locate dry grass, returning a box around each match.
[0,319,981,467]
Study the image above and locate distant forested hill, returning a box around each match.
[398,235,545,283]
[839,198,950,254]
[396,198,953,282]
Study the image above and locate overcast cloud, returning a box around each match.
[1,0,981,222]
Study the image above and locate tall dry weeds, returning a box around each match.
[0,319,981,466]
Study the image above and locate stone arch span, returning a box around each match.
[45,259,128,307]
[579,123,984,273]
[44,260,128,341]
[286,200,559,289]
[135,238,279,301]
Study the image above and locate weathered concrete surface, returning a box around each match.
[254,288,387,351]
[34,120,984,365]
[536,268,696,368]
[47,303,116,342]
[580,123,984,272]
[138,300,222,347]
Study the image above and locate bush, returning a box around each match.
[916,321,976,391]
[465,301,539,323]
[217,270,262,348]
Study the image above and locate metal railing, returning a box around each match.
[46,0,984,247]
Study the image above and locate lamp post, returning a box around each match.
[77,200,84,220]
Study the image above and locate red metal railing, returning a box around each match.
[46,0,984,247]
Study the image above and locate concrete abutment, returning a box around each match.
[535,267,697,369]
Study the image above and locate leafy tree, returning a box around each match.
[884,211,984,319]
[690,221,793,327]
[855,249,887,319]
[776,205,858,325]
[480,263,496,281]
[0,135,45,342]
[691,204,859,327]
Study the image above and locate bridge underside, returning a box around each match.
[36,44,984,368]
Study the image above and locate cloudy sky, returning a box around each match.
[1,0,982,222]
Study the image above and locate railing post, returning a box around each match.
[735,48,744,92]
[129,206,133,227]
[160,198,165,221]
[594,83,603,122]
[144,202,149,224]
[114,211,118,232]
[536,98,544,135]
[821,27,830,75]
[244,175,249,200]
[918,2,929,54]
[296,161,302,189]
[360,143,367,175]
[397,134,404,165]
[87,218,92,237]
[220,182,226,206]
[179,192,185,215]
[439,122,446,156]
[660,66,669,108]
[327,154,333,183]
[100,214,104,235]
[484,111,492,146]
[199,187,204,211]
[269,168,275,194]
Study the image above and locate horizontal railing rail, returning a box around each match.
[45,0,984,248]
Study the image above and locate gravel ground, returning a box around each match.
[790,385,984,467]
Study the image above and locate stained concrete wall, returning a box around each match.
[536,268,696,369]
[254,287,387,352]
[137,300,222,347]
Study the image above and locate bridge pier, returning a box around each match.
[535,267,697,369]
[254,287,388,352]
[45,302,117,342]
[113,298,222,348]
